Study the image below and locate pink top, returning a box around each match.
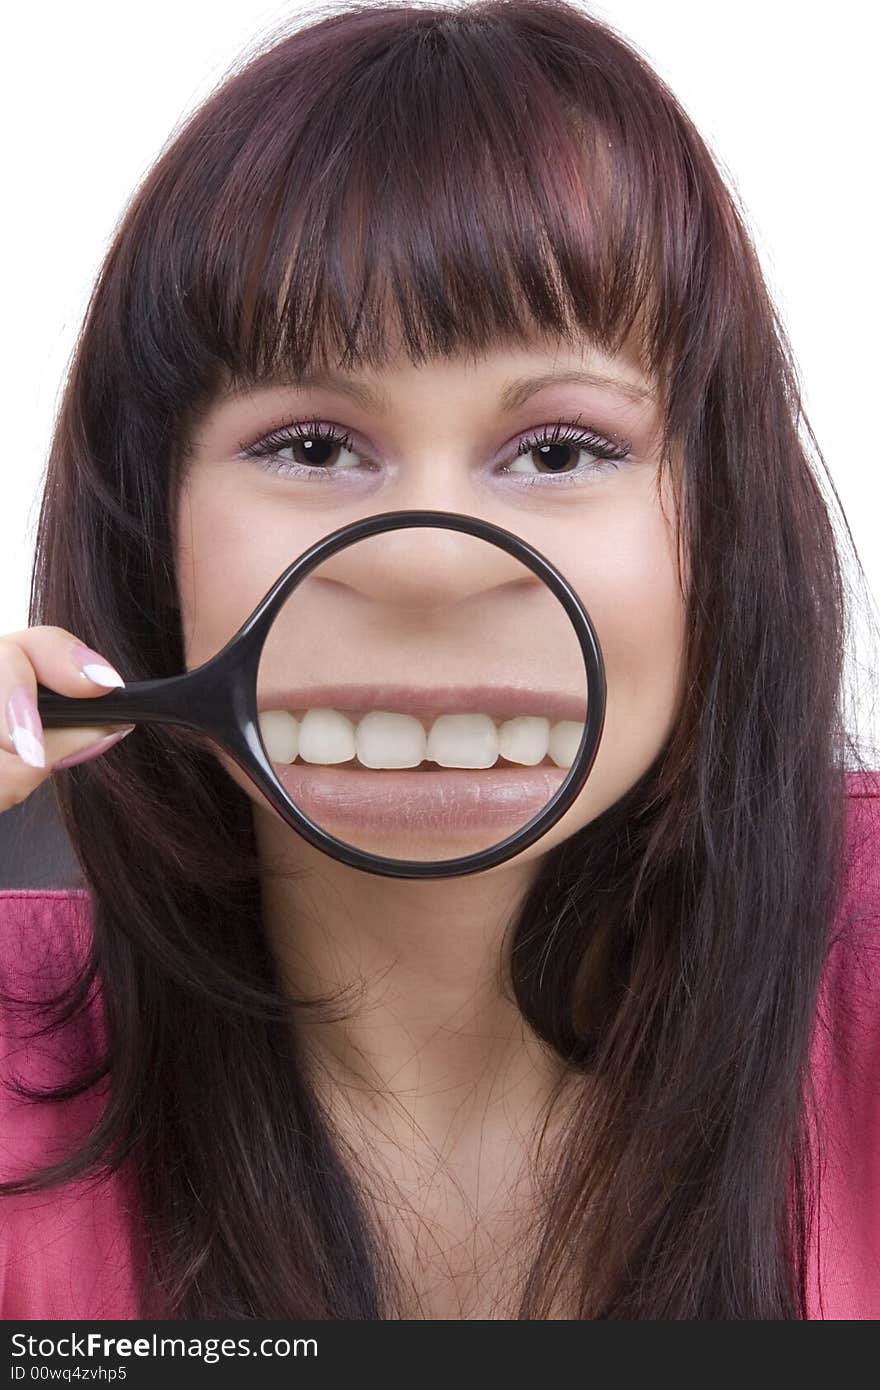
[1,771,879,1320]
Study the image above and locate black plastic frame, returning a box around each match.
[36,510,606,879]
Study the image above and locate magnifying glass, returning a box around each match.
[35,510,606,880]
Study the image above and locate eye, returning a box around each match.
[238,419,362,479]
[504,417,631,482]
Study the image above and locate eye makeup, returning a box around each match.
[235,412,633,490]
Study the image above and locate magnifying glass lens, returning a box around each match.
[255,527,589,865]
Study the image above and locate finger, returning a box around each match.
[0,628,125,768]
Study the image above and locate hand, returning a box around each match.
[0,626,134,814]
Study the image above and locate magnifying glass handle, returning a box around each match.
[34,669,233,732]
[36,677,184,728]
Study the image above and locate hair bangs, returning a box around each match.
[136,2,710,423]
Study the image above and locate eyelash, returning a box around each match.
[237,414,632,487]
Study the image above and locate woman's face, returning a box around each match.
[175,332,688,870]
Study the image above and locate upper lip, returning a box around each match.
[257,683,585,722]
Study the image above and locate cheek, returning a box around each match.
[583,497,686,806]
[588,498,687,726]
[175,474,306,668]
[493,495,687,870]
[583,495,687,771]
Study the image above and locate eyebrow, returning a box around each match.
[225,367,655,412]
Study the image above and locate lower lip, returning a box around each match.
[273,760,570,833]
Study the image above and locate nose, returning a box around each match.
[310,521,538,611]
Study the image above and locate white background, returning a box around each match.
[2,1,878,756]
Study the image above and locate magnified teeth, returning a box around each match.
[356,711,427,768]
[298,708,357,764]
[426,713,498,769]
[258,708,586,770]
[497,716,550,766]
[549,720,583,768]
[258,710,299,764]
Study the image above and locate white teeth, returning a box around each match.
[549,720,584,769]
[298,708,357,764]
[497,716,550,766]
[258,707,586,770]
[258,710,299,764]
[356,711,427,768]
[426,713,499,768]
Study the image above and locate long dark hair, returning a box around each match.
[2,0,878,1317]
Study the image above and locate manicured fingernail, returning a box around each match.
[51,725,136,770]
[6,685,46,768]
[70,642,125,688]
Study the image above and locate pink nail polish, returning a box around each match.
[6,685,46,769]
[70,642,125,688]
[52,726,136,770]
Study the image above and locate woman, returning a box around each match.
[1,0,878,1319]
